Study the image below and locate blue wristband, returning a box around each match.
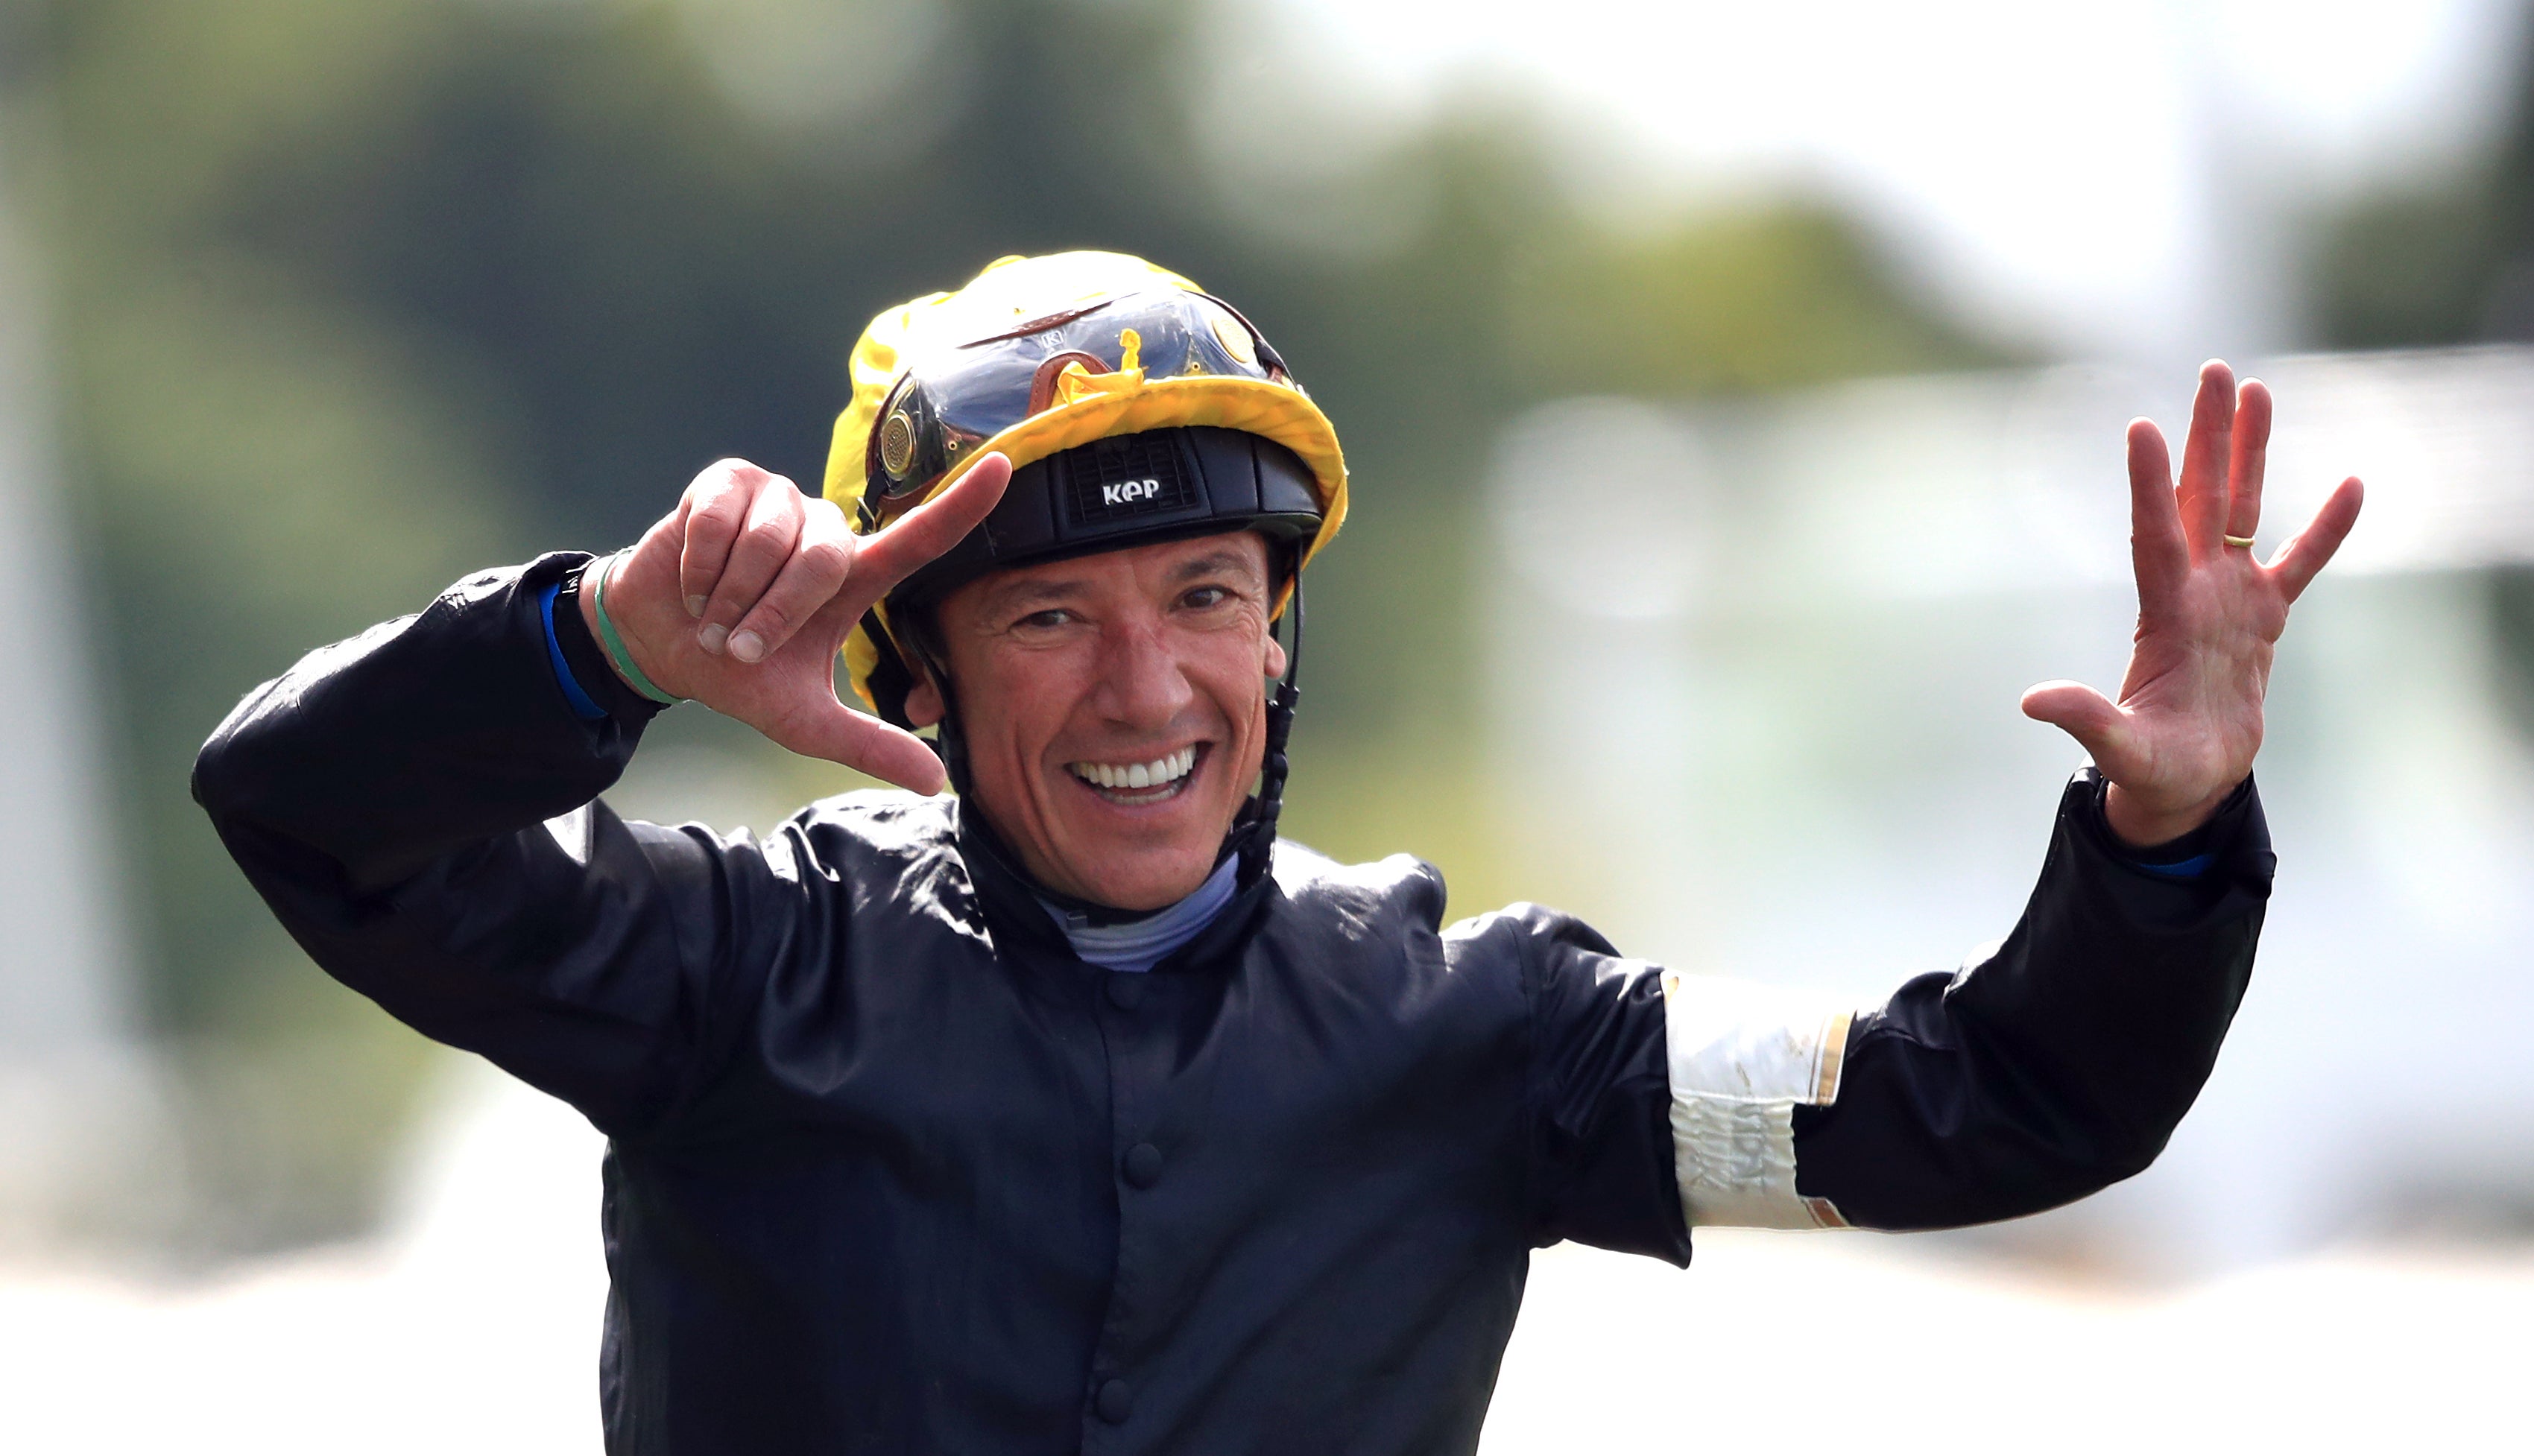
[539,580,607,721]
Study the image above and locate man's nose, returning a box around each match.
[1091,619,1195,729]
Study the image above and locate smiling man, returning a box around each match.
[910,534,1287,912]
[195,251,2362,1455]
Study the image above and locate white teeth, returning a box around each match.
[1069,747,1198,794]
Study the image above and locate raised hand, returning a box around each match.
[578,455,1011,794]
[2020,361,2365,847]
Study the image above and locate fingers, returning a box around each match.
[2020,680,2129,766]
[679,460,767,618]
[637,455,1008,794]
[845,454,1015,607]
[771,697,950,795]
[2269,475,2365,603]
[690,464,806,655]
[2176,359,2235,554]
[727,498,854,664]
[2225,376,2271,542]
[679,454,1011,652]
[2126,417,2190,612]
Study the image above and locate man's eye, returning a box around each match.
[1017,609,1072,630]
[1182,586,1230,610]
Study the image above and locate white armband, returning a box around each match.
[1661,969,1854,1230]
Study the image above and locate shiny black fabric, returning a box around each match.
[1794,775,2274,1229]
[193,553,2273,1454]
[195,554,1684,1455]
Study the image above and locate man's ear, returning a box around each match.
[905,661,945,729]
[1263,632,1288,680]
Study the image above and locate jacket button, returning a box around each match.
[1122,1142,1163,1188]
[1105,975,1145,1010]
[1096,1378,1134,1423]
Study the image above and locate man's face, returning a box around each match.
[907,531,1287,911]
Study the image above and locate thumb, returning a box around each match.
[2020,680,2129,765]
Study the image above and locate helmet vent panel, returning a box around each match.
[1064,433,1198,524]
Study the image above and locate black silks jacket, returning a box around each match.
[193,554,2275,1455]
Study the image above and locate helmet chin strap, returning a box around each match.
[1220,558,1304,884]
[1248,569,1304,841]
[926,675,973,798]
[917,561,1307,896]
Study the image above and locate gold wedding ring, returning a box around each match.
[2222,534,2256,549]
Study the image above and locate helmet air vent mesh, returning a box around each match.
[1064,432,1199,525]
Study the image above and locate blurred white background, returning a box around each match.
[1280,0,2527,361]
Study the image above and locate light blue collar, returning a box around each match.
[1042,856,1242,974]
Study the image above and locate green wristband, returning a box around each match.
[589,551,682,706]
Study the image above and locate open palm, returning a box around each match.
[2022,362,2363,846]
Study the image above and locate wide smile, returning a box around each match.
[1065,744,1204,806]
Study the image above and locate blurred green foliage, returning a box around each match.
[2310,22,2534,348]
[13,0,1991,1254]
[2306,20,2534,798]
